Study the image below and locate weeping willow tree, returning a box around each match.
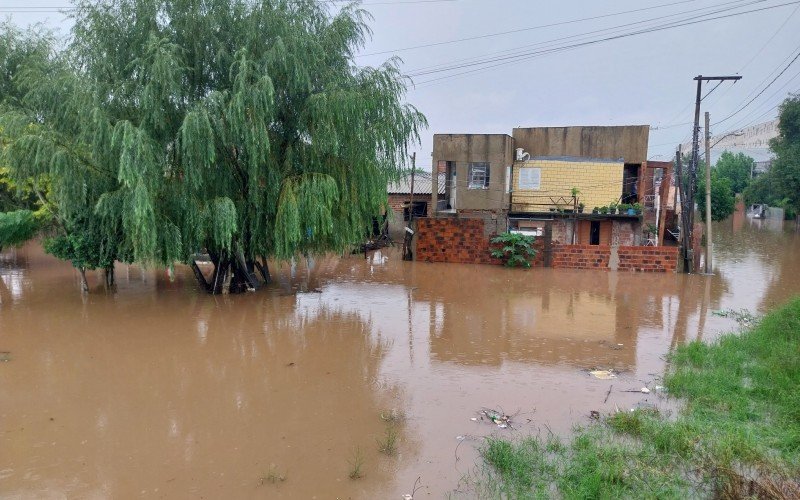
[0,0,425,293]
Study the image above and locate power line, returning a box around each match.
[359,0,699,57]
[409,1,798,88]
[713,44,800,125]
[406,0,776,81]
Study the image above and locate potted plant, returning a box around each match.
[632,202,643,215]
[578,202,585,213]
[599,206,608,215]
[608,202,618,215]
[570,187,581,199]
[592,206,600,214]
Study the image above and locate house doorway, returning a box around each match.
[590,221,600,245]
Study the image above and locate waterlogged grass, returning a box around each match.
[479,296,800,499]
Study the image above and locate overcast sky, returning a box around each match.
[6,0,799,168]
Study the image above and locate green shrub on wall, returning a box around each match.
[490,232,537,268]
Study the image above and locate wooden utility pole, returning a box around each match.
[409,152,416,209]
[704,112,713,274]
[675,147,691,273]
[682,75,741,273]
[402,153,416,261]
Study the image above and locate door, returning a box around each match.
[590,221,600,245]
[449,164,457,209]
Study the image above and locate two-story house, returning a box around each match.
[430,125,672,247]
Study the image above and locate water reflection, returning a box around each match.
[0,251,402,499]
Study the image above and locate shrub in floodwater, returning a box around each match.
[259,464,286,485]
[348,447,365,480]
[378,425,399,456]
[490,232,537,268]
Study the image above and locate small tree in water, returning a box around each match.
[491,233,537,268]
[0,1,425,293]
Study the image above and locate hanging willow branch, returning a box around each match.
[0,0,427,278]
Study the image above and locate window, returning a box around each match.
[468,162,490,189]
[505,165,511,193]
[518,167,541,190]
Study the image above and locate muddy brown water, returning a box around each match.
[2,215,799,499]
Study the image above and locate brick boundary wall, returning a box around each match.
[415,217,678,272]
[415,218,501,265]
[551,244,611,269]
[617,246,679,272]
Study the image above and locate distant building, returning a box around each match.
[386,171,444,232]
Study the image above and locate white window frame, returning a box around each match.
[518,167,541,190]
[468,162,490,190]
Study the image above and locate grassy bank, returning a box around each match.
[478,297,800,499]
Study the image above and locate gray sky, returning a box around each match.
[6,0,799,168]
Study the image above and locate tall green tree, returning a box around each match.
[696,169,735,222]
[766,95,800,219]
[743,95,800,221]
[713,151,754,194]
[0,0,425,293]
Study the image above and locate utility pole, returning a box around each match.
[675,147,691,272]
[402,152,416,261]
[683,75,741,273]
[704,112,713,274]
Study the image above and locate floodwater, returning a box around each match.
[1,213,799,499]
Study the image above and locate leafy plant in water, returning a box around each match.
[490,232,537,268]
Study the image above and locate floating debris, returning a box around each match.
[712,308,760,327]
[0,352,10,362]
[589,410,601,420]
[589,369,617,380]
[478,408,513,429]
[640,387,651,394]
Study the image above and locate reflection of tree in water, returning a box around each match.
[2,287,402,498]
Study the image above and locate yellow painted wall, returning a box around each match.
[511,159,624,212]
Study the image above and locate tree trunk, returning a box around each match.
[103,266,115,288]
[194,252,264,294]
[78,267,89,293]
[255,258,271,284]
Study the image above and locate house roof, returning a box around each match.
[387,172,446,195]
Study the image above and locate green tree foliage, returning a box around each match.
[0,1,425,292]
[0,209,40,250]
[744,95,800,219]
[713,151,754,194]
[696,168,735,222]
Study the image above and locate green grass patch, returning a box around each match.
[477,296,800,498]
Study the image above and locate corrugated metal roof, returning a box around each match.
[387,172,446,195]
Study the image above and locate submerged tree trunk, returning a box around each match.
[190,251,263,294]
[78,267,89,293]
[103,266,115,289]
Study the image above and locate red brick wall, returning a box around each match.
[387,193,431,213]
[416,218,501,264]
[551,244,611,269]
[415,217,677,272]
[617,246,679,272]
